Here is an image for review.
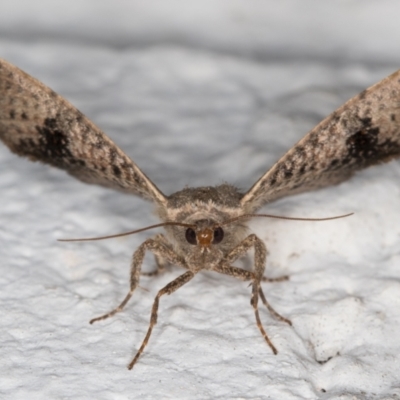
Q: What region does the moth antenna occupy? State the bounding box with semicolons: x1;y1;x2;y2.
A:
58;222;195;242
220;212;354;226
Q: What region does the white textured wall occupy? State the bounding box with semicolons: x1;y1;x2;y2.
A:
1;1;400;399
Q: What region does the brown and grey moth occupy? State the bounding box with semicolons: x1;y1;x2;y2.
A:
1;58;400;369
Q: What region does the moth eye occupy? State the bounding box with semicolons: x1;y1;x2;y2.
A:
212;227;224;244
185;228;197;245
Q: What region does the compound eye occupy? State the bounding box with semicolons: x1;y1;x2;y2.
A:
185;228;197;245
212;227;224;244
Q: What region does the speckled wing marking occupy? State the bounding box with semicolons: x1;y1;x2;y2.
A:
241;70;400;211
0;59;167;205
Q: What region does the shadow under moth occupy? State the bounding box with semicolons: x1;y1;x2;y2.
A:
1;58;400;369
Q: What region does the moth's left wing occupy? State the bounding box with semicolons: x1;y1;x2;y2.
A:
241;70;400;211
0;59;167;205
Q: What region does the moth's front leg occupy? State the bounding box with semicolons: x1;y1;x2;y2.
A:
222;233;288;283
215;234;291;354
141;234;171;277
90;236;185;324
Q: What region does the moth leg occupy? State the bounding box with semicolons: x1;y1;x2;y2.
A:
213;264;278;354
214;264;290;325
141;234;170;277
90;237;185;324
214;263;254;281
223;233;279;286
215;265;292;326
216;234;290;354
128;270;194;370
259;286;291;325
223;234;288;283
262;275;289;283
252;235;279;355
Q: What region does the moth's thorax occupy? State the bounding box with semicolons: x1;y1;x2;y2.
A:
158;184;244;223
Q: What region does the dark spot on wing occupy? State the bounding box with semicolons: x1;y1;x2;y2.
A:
284;168;293;179
109;148;117;164
15;138;36;155
9;110;15;119
76;111;84;123
269;169;280;187
330;111;341;124
113;165;121;176
34;117;73;161
346;117;380;162
358;89;367;100
345;116;400;166
330;158;339;168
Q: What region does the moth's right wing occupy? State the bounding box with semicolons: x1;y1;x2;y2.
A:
0;59;167;205
241;69;400;212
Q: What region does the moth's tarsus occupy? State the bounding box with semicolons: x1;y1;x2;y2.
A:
1;58;400;369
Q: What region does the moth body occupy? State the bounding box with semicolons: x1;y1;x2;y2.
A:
2;58;400;369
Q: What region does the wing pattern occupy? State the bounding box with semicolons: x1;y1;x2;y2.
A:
242;70;400;211
0;59;166;205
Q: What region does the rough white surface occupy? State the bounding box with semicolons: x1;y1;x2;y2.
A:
1;2;400;399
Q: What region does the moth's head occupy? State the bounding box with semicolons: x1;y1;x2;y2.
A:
159;185;248;269
164;216;248;270
184;220;225;249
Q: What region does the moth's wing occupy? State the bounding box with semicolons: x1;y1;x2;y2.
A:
241;70;400;211
0;59;167;205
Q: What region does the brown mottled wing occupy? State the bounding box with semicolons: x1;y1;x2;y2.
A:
0;58;167;205
241;70;400;211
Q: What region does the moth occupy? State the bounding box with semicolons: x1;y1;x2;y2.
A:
1;59;400;370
